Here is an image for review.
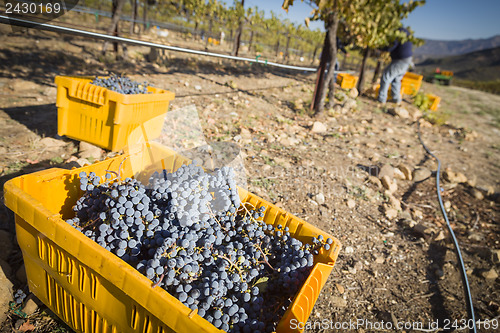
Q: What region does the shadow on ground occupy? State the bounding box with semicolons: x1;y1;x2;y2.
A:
2;104;58;138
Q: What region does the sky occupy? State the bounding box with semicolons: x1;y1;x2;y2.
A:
244;0;500;41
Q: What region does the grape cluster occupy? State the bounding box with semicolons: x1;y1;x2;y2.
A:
68;162;332;332
91;74;149;94
14;289;27;304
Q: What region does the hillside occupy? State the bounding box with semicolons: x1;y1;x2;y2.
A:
414;35;500;60
416;46;500;81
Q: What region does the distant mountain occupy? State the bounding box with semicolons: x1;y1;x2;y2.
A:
415;46;500;81
414;35;500;60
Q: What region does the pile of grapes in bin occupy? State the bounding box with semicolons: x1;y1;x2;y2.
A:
67;161;333;332
91;74;149;94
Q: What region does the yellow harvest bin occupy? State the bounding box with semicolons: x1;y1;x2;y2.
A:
336;73;358;89
4;142;341;333
427;94;441;111
55;76;175;151
374;84;403;99
401;72;423;96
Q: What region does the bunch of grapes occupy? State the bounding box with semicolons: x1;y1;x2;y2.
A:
68;162;332;332
91;74;149;94
14;289;27;305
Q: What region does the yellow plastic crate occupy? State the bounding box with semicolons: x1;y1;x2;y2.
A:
336;73;358;89
374;84;403;99
4;142;341;333
401;72;423;96
427;94;441;111
55;76;175;151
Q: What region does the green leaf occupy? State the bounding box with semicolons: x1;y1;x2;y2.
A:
253;276;269;293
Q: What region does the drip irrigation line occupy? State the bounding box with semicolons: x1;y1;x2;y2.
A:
0;15;321;72
416;119;477;333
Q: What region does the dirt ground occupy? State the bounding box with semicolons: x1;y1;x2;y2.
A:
0;25;499;333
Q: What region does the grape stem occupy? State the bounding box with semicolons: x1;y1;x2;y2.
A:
205;203;226;231
152;273;165;288
117;157;128;180
104;170;119;180
219;255;244;275
254;243;276;271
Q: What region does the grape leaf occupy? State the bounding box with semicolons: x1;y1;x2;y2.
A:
254;276;269;293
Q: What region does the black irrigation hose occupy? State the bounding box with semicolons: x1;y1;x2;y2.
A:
416;119;477;333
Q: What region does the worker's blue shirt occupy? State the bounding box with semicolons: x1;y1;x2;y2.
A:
386;28;413;60
388;40;413;60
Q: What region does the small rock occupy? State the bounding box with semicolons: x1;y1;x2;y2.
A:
375;256;385;264
389;106;410;118
444;200;452;211
434;230;447;241
409;107;423;121
335;91;348;102
464;130;479;141
280;137;300;146
383;204;398;219
380;175;391;190
393;168;406;180
388;195;401;211
343;98;357;111
184;81;190;87
194;85;202;91
482;269;498;280
315;193;326;205
365;142;377;149
75;158;91;167
311;121;327;134
0;231;12;261
385;127;394;134
16;264;27;284
491;249;500;265
344;246;354;254
348;88;359;99
443;167;467;183
265;133;275;143
399;210;412;220
467;175;477;187
335;283;345;294
471;188;484;200
381;176;397;193
331;296;347;307
0;262;13;324
468;232;484;242
412;223;433;238
397;164;412;180
347;199;356;209
78;142;102;160
293;98;304;109
354;261;363;271
369;152;380;162
401;218;417;228
39;137;66;149
368;176;382;189
328;104;342;117
413;168;432;182
22;296;39;316
412;209;423;220
378;164;394;179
